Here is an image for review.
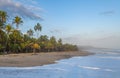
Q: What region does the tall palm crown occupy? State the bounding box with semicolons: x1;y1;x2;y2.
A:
34;23;42;32
27;29;34;37
13;16;23;29
0;11;7;23
0;11;8;28
5;24;12;34
34;23;42;38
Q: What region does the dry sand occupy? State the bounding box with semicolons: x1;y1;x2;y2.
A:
0;51;93;67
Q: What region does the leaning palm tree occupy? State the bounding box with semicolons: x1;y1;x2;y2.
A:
34;23;42;38
13;16;23;29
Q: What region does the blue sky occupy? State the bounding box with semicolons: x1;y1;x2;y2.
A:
0;0;120;49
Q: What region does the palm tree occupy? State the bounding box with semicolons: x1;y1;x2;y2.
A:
0;29;6;53
5;24;12;53
38;35;49;51
0;11;8;44
34;23;42;38
0;10;8;28
12;16;23;53
57;38;63;51
27;29;34;37
5;24;12;34
0;10;8;53
13;16;23;29
9;29;22;53
46;41;53;52
49;36;57;51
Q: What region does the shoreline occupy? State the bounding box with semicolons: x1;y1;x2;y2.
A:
0;51;93;67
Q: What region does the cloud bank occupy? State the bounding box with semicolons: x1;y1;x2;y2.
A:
0;0;41;19
63;34;120;49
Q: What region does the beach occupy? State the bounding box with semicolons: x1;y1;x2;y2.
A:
0;48;120;78
0;51;92;67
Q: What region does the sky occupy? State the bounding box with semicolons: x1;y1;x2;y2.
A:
0;0;120;49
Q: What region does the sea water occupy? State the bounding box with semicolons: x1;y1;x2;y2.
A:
0;48;120;78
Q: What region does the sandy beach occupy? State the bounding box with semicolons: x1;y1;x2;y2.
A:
0;51;92;67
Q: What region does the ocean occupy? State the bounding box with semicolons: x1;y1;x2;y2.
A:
0;48;120;78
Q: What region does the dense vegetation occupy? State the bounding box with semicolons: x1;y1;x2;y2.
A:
0;10;78;54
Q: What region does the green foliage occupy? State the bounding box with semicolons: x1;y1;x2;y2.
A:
13;16;23;29
0;10;78;54
0;10;7;28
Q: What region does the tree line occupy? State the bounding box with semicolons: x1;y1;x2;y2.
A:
0;10;78;54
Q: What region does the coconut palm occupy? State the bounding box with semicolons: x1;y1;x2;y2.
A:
5;24;12;34
5;24;12;53
27;29;34;37
0;10;8;28
49;36;57;51
34;23;42;38
13;16;23;29
0;29;6;53
46;41;53;52
38;35;49;51
9;29;22;53
57;38;63;51
0;10;8;50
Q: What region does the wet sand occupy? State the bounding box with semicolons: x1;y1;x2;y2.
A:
0;51;93;67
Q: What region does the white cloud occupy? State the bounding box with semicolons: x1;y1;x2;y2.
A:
0;0;42;19
17;0;38;5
